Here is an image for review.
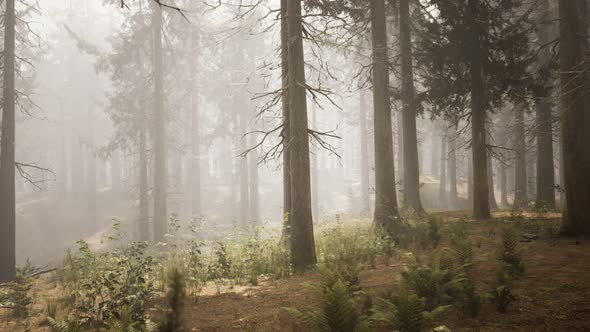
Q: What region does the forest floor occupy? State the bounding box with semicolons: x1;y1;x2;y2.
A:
2;211;590;332
183;211;590;332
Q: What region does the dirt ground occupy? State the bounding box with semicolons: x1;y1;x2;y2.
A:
2;213;590;332
183;215;590;332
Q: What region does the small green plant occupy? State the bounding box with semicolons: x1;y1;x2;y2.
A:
372;291;448;332
499;227;525;276
158;267;186;332
48;315;87;332
46;298;58;320
489;285;516;313
284;268;369;332
0;268;34;319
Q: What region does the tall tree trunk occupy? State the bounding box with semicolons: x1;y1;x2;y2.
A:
280;0;291;241
371;0;399;233
111;149;121;193
248;124;260;223
500;164;508;207
534;0;556;210
439;133;447;207
139;121;150;242
87;111;97;227
467;0;490;220
239;107;250;228
359;90;371;216
311;106;319;219
287;0;317;270
447;132;458;208
559;0;590;234
152;4;168;242
487;151;498;210
399;0;424;213
0;0;16;283
514;104;528;208
190;92;201;217
467;152;473;206
431;132;439;176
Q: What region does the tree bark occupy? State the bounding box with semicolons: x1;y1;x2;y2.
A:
500;164;508;207
239;107;250;228
514;104;528;209
287;0;317;270
533;0;556;210
152;3;168;242
139;120;150;242
467;151;473;205
467;0;490;220
0;0;16;283
371;0;399;233
558;0;590;234
439;132;447;207
359;90;371;216
280;0;291;241
447;131;458;208
487;150;498;210
311;105;319;219
399;0;424;213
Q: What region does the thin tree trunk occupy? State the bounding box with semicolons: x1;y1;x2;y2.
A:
280;0;291;241
467;151;473;206
439;133;447;207
559;0;590;234
311;106;319;219
287;0;317;270
487;151;498;210
111;149;121;193
399;0;424;213
152;3;168;242
0;0;16;283
468;0;490;220
239;107;250;228
139;121;149;242
87;111;97;227
514;104;528;208
371;0;399;234
248;123;260;223
190;92;201;217
500;164;508;207
448;131;458;208
360;90;371;216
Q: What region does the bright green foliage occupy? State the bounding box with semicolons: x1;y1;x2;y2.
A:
372;292;448;332
158;267;185;332
48;315;86;332
284;268;369;332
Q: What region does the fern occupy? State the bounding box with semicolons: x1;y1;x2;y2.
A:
499;228;525;276
372;292;449;332
489;285;516;313
48;316;85;332
284;269;369;332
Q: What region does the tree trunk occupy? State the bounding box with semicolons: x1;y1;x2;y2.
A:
447;132;458;208
533;0;556;210
152;3;168;242
514;104;528;208
87;111;97;227
399;0;424;213
239;107;250;228
467;0;490;220
111;149;121;193
0;0;16;283
359;90;371;216
248;123;260;223
467;151;473;205
287;0;317;270
559;0;590;234
500;164;509;207
311;106;319;219
439;133;447;207
139;121;150;242
280;0;291;241
371;0;399;234
190;92;201;217
487;151;498;210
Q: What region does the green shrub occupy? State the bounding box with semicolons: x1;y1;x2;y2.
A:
372;291;448;332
